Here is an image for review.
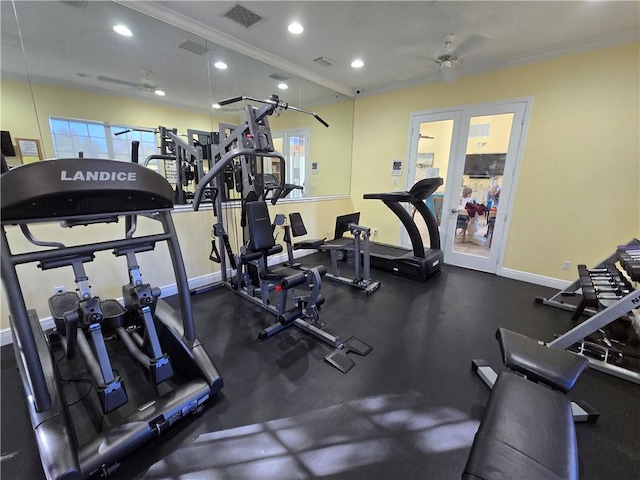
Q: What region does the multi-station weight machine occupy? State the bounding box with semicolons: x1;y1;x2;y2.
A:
117;125;209;205
134;126;212;205
191;95;372;373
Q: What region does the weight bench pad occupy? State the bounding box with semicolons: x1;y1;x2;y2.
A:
294;239;325;250
497;328;588;393
463;372;578;480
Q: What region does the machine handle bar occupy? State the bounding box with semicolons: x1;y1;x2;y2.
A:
215;95;329;128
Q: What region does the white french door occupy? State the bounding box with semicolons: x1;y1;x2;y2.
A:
405;98;531;273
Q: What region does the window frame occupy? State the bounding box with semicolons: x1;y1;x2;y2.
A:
48;116;158;162
272;127;310;199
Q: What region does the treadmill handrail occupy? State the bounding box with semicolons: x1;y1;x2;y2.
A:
364;177;443;257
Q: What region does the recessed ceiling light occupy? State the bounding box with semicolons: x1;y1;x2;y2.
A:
154;89;165;96
351;59;364;69
212;103;221;109
288;22;303;34
214;61;227;70
277;83;288;90
113;24;132;37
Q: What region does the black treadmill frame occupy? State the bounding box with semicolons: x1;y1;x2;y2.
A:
363;177;443;281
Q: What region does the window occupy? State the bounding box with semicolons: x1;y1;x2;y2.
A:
272;128;310;199
49;117;157;162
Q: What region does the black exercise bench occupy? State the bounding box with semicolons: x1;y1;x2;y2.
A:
464;328;592;479
463;371;579;480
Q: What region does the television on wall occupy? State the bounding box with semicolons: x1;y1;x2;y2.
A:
463;153;506;178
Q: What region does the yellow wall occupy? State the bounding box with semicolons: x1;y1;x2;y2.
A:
0;79;41;161
269;99;354;197
352;42;640;279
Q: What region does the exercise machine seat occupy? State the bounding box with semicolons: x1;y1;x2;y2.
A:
463;372;578;480
496;328;588;393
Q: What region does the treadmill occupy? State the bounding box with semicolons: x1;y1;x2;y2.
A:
363;177;443;281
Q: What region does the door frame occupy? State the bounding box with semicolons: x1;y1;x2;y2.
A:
405;97;533;274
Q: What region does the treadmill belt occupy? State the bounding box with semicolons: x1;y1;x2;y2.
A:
369;243;412;257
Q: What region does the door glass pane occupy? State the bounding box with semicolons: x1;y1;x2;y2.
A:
287;133;306;199
270;136;283;176
452;113;514;257
412;120;453;248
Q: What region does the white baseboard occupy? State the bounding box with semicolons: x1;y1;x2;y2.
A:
0;249;315;347
499;267;571;290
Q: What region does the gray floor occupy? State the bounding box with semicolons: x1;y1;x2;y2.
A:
2;256;639;479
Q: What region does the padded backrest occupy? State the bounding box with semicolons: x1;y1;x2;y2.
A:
289;212;308;237
334;212;360;239
246;201;275;251
496;328;589;393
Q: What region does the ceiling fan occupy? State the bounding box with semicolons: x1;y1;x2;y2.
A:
429;33;489;82
97;70;163;94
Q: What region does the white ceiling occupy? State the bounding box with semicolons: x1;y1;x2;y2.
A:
2;1;638;114
146;0;640;94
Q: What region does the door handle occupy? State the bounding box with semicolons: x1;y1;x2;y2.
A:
450;208;458;214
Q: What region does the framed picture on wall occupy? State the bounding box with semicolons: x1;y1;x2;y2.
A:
417;153;434;168
16;138;44;164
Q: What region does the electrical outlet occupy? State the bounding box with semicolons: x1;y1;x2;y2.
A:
53;285;67;295
372;228;378;237
562;260;571;271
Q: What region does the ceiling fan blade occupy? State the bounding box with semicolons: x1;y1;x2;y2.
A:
137;78;159;90
425;57;442;66
436;44;456;58
97;75;139;88
453;34;491;59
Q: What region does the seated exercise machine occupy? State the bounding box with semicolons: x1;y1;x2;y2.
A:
191;95;372;373
1;158;223;479
535;238;640;384
363;177;443;281
465;328;592;480
285;212;382;297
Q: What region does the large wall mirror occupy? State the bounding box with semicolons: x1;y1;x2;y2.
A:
0;0;354;204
